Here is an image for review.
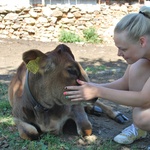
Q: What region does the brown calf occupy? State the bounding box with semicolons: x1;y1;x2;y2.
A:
8;44;97;140
8;44;127;140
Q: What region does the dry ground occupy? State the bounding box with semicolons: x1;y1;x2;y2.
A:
0;38;149;149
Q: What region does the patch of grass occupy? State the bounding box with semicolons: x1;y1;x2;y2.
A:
83;27;102;44
0;82;8;101
22;134;73;150
59;30;82;43
85;65;107;73
97;140;120;150
59;28;103;44
0;83;12;127
0;82;138;150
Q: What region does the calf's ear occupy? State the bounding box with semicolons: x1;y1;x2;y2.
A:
23;49;47;74
56;44;75;60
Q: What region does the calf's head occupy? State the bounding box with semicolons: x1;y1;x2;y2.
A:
23;44;90;108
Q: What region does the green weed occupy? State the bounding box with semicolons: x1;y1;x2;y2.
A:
0;82;138;150
0;83;8;101
83;27;102;44
85;65;107;73
59;30;82;43
59;28;103;44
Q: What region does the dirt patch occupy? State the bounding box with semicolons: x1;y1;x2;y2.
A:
0;38;149;149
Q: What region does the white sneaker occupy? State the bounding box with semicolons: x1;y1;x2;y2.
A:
114;124;147;144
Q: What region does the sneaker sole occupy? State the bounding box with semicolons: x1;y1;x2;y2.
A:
113;133;147;145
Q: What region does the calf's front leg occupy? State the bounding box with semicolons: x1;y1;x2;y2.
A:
71;105;92;136
14;118;40;140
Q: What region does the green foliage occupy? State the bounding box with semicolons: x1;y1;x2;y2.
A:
0;82;8;101
85;65;107;73
25;134;73;150
83;27;102;44
59;30;82;43
59;27;103;44
97;140;120;150
0;82;138;150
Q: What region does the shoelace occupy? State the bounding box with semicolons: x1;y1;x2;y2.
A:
121;124;137;136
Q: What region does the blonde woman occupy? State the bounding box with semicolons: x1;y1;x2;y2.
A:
64;6;150;144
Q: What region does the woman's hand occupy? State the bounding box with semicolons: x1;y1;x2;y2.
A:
64;79;98;101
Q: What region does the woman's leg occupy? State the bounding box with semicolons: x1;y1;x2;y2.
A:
113;107;148;144
133;107;150;131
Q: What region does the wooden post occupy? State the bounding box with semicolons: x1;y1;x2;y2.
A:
42;0;45;6
97;0;101;4
106;0;110;5
139;0;144;4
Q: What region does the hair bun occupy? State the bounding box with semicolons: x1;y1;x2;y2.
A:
139;6;150;19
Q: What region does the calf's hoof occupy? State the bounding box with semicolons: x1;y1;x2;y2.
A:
79;123;92;136
83;128;92;136
16;120;40;140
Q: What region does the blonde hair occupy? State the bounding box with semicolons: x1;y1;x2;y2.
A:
114;6;150;42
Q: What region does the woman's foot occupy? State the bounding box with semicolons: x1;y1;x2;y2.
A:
114;124;147;144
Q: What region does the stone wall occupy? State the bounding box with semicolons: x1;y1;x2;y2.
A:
0;4;140;44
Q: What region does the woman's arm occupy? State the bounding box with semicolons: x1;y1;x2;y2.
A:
64;64;150;108
65;79;150;108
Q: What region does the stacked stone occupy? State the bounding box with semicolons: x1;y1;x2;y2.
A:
0;4;139;43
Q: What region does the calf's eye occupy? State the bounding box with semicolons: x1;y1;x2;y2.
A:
67;68;78;76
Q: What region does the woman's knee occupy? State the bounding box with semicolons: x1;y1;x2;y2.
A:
133;107;150;131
